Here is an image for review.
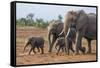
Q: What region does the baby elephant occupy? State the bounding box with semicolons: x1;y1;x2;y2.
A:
23;37;44;55
55;37;66;55
55;25;76;55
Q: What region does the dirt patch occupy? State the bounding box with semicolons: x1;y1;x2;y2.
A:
16;26;97;65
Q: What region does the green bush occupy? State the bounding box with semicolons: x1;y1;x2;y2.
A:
16;19;49;28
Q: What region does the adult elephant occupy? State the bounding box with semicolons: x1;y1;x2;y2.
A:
48;20;64;52
63;10;97;54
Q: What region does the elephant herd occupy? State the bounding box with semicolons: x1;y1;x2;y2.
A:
23;10;97;55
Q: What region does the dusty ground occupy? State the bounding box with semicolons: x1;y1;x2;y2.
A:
16;26;97;65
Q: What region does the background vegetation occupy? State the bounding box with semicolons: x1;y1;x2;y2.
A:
16;13;63;28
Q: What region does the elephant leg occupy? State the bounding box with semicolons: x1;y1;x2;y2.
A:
67;49;69;55
71;47;75;53
32;47;36;54
76;33;80;54
23;41;30;53
70;42;75;53
67;43;70;55
63;46;67;54
87;39;91;53
29;48;33;55
56;46;61;55
65;39;69;55
61;47;64;52
49;35;57;52
76;32;85;54
37;47;40;52
64;46;67;55
23;44;27;53
55;45;58;50
48;32;52;52
40;46;44;54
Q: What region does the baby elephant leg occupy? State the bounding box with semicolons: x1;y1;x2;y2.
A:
56;46;62;55
32;46;36;54
37;47;40;52
40;46;44;54
55;45;58;50
70;42;75;53
29;48;33;55
61;47;64;52
66;40;69;55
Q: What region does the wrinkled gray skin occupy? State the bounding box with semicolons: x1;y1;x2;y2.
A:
48;20;64;52
55;37;66;55
55;37;74;55
23;37;44;55
64;10;96;54
55;26;76;55
66;26;76;55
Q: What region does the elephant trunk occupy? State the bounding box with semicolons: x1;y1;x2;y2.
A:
48;30;52;52
23;40;30;53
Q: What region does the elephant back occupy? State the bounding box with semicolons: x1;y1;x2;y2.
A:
84;13;96;40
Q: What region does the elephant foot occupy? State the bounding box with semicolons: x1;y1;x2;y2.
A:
76;52;79;55
67;53;69;55
87;51;91;54
75;50;79;55
79;47;86;54
41;51;44;54
41;52;44;54
82;47;86;54
67;52;70;55
48;50;52;53
65;51;67;55
48;51;52;53
65;51;69;55
33;51;36;54
56;53;59;55
71;49;75;53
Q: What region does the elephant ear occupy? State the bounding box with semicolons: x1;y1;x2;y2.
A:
76;10;88;31
47;21;56;32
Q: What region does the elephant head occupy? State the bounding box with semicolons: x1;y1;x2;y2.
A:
64;10;88;34
63;10;77;36
64;10;90;54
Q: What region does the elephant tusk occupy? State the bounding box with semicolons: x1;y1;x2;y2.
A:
59;30;63;36
65;28;70;38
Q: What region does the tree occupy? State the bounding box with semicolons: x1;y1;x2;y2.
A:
35;18;43;27
16;18;27;26
26;13;34;20
20;18;26;22
58;14;63;21
36;18;43;23
26;13;34;26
